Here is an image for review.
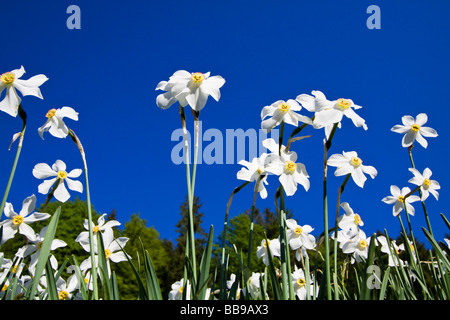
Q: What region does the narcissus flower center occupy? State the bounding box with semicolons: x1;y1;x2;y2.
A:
398;195;405;202
296;278;306;287
354;214;362;225
337;98;352;110
12;215;24;226
58;171;67;179
178;286;184;293
257;167;263;175
294;227;303;235
411;124;421;132
285;161;297;174
46;109;56;118
0;72;15;84
191;72;205;84
263;240;270;248
93;225;99;233
350;157;363;167
278;103;290;112
105;249;112;259
423;178;431;187
58;290;69;300
359;240;368;249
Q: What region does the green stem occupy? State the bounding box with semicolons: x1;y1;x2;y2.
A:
322;122;339;300
68;129;98;300
407;146;433;236
0;105;27;223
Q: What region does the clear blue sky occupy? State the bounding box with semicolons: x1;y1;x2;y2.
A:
1;0;449;246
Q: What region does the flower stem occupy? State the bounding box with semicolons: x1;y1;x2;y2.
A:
0;105;27;226
68;129;98;300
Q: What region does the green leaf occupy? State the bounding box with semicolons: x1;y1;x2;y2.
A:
196;225;214;300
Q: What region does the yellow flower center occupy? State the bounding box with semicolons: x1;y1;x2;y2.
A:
285;161;297;174
105;249;111;259
411;124;421;132
337;98;352;110
57;171;67;179
359;239;368;249
58;290;69;300
278;102;291;112
263;240;270;248
354;214;362;225
12;215;23;226
294;227;303;235
0;72;15;84
46;109;57;118
296;278;306;288
1;284;7;292
93;225;99;233
257;167;263;175
398;195;405;202
423;178;431;187
84;277;89;284
350;156;363;167
191;72;205;84
179;286;184;293
11;265;18;274
410;244;415;251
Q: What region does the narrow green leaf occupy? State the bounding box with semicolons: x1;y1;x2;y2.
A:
45;257;58;300
196;225;214;300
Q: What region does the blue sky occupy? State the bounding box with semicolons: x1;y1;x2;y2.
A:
1;0;449;246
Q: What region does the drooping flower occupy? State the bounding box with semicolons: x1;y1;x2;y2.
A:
0;195;50;244
156;70;225;111
381;185;421;217
391;113;438;148
338;202;364;231
265;149;310;196
261;99;312;132
327;151;377;188
32;160;83;203
256;238;281;266
296;90;368;133
38;106;79;139
236;154;269;199
408;167;440;201
286;219;316;251
246;272;263;300
0;66;48;117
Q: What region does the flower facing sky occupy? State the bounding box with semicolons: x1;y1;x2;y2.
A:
260;99;312;132
408;167;440;201
76;213;121;252
382;185;421;217
32;160;83;203
327;151;377;188
341;229;373;264
38;106;79;139
391;113;438;148
286;219;316;251
0;66;48;117
296;90;368;133
156;70;225;112
0;195;50;245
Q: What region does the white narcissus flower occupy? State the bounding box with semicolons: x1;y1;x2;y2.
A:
256;238;281;266
24;226;67;276
0;66;48;117
408;167;440;201
261;99;312;132
341;229;373;264
291;267;313;300
156;70;225;112
38;106;79;139
327;151;377;188
0;195;50;245
32;160;83;203
236;154;269;199
296;90;367;133
169;279;191;300
377;235;404;267
76;213;121;251
381;185;421;217
286;219;316;251
265;150;310;197
338;202;364;232
56;276;79;300
391;113;438;148
247;272;263;300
